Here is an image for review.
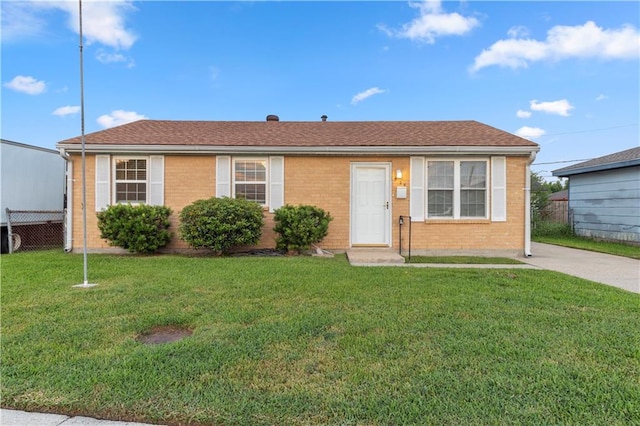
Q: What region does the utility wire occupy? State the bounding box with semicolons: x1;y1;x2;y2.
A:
533;159;593;165
543;123;638;137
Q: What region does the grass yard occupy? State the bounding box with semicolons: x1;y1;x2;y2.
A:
534;235;640;259
2;251;639;425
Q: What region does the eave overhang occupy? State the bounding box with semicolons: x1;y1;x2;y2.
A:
553;159;640;177
57;144;540;156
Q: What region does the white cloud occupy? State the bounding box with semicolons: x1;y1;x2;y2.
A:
96;50;126;63
530;99;574;117
52;105;81;117
4;75;46;95
0;1;47;41
507;25;530;39
96;50;135;68
516;110;532;118
53;0;137;50
380;0;479;44
2;1;136;50
210;66;220;81
351;87;387;105
596;94;608;101
515;126;546;139
471;21;640;72
97;110;146;128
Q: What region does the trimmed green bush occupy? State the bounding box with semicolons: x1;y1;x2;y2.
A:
274;204;332;253
179;197;264;254
97;204;172;254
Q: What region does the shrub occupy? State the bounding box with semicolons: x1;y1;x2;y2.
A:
274;204;332;253
532;220;574;238
179;197;264;254
97;204;172;254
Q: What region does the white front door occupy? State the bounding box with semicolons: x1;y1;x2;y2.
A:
351;163;391;246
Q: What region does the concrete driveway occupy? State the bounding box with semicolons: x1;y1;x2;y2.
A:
524;242;640;294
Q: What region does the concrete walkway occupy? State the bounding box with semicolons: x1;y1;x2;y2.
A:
0;409;164;426
347;243;639;294
524;242;639;293
346;248;405;265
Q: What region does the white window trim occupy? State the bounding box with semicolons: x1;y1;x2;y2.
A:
232;157;269;206
112;156;149;205
426;158;489;220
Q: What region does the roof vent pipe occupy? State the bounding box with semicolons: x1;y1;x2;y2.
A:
266;114;279;122
321;115;328;122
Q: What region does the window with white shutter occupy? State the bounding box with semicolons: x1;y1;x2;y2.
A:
96;155;165;209
95;155;111;211
410;157;425;221
491;156;507;222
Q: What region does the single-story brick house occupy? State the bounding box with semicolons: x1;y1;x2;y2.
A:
57;117;539;255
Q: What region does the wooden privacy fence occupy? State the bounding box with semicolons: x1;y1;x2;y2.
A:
544;200;569;224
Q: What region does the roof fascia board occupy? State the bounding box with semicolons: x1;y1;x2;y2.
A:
57;144;539;156
553;159;640;177
3;139;60;155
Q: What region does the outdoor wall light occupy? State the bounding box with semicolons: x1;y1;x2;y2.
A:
395;169;403;180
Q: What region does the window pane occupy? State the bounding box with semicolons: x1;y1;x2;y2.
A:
114;158;147;204
428;190;453;217
116;160;146;179
461;161;486;189
428;161;454;189
115;183;146;203
236;183;266;204
461;189;485;217
235;160;266;182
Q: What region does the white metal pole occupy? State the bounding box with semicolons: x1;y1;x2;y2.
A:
74;0;97;288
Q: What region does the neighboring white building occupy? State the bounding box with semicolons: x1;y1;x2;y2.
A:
1;140;66;252
553;146;640;245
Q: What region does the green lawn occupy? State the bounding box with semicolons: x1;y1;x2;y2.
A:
534;235;640;259
2;251;639;425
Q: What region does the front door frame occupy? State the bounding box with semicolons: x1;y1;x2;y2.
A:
350;162;392;247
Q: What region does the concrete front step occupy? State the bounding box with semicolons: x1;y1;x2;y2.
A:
346;249;405;265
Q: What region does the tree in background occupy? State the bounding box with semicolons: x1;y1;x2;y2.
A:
531;173;571;236
531;173;569;219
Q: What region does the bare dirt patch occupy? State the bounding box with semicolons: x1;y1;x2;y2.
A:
136;325;193;345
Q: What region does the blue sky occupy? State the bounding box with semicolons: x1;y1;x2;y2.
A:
2;0;639;179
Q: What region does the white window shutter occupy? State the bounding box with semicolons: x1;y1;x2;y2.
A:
269;156;284;213
216;156;231;197
148;155;164;206
491;156;507;222
95;155;110;211
410;157;425;221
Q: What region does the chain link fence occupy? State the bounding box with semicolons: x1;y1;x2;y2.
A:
3;209;65;253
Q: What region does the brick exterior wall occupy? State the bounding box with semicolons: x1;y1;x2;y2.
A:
70;154;528;254
407;156;528;254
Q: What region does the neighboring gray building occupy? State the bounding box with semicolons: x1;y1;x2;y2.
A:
553;146;640;245
1;140;66;252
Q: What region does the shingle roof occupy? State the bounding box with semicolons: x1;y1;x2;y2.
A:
548;189;568;201
553;146;640;177
58;119;538;148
